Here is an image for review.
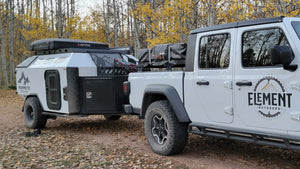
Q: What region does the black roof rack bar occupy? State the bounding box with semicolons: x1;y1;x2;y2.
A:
34;48;131;55
190;16;285;34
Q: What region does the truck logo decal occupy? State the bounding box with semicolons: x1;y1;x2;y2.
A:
18;72;30;85
248;77;292;118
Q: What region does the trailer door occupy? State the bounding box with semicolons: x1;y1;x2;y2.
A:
45;70;61;110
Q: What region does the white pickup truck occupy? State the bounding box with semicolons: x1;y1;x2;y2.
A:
124;17;300;155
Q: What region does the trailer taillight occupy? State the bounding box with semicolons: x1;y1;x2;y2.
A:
123;81;130;95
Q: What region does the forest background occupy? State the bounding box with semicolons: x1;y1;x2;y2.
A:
0;0;300;89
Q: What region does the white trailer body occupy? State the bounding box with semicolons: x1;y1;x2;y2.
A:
17;53;97;114
16;39;136;128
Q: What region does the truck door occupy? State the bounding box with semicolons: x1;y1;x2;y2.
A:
234;25;300;131
185;29;235;124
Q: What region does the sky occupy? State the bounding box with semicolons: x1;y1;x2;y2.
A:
76;0;100;17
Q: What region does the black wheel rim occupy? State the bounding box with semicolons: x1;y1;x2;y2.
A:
26;106;34;121
151;114;168;145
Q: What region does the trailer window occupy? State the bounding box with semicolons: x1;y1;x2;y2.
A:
45;70;61;110
198;33;230;68
292;21;300;40
242;28;290;67
90;53;128;68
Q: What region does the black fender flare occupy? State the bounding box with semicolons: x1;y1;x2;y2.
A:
141;84;191;123
22;95;41;112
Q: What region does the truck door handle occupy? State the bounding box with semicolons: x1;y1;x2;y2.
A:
236;81;252;86
196;80;209;86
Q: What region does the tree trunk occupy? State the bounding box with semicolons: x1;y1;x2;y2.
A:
208;0;215;26
0;15;9;89
9;0;15;86
104;0;110;45
129;0;141;55
67;0;75;38
42;0;47;23
57;0;63;38
50;0;54;32
113;0;118;47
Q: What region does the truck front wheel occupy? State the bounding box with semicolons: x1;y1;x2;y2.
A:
145;100;188;156
23;97;47;129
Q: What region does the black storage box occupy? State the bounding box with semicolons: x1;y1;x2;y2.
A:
80;75;129;114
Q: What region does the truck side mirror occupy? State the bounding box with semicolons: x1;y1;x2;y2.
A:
271;46;297;71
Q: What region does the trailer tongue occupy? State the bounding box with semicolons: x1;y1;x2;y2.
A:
16;39;137;129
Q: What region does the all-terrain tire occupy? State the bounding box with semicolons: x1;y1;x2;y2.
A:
23;97;47;129
104;115;122;121
145;100;188;156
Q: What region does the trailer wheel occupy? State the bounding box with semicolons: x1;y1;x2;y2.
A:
23;97;47;129
145;100;188;156
104;115;122;121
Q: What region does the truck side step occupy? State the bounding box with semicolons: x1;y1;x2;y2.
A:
42;112;88;118
188;123;300;150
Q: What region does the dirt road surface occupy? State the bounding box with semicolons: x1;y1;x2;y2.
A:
1;90;300;168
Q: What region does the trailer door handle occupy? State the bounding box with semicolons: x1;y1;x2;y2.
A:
196;80;209;86
236;81;252;86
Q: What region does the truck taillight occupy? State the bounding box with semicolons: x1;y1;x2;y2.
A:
123;81;130;95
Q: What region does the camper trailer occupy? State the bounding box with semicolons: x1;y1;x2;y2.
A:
16;39;137;128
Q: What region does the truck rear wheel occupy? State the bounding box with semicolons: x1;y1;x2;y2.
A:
104;115;122;121
145;100;188;156
24;97;47;129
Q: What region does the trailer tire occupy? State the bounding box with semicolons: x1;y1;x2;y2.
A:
104;115;122;121
24;97;47;129
145;100;188;156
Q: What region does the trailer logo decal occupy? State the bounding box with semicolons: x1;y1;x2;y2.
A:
248;77;292;118
18;72;30;85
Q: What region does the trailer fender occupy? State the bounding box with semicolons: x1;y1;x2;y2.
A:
22;95;42;112
141;85;190;123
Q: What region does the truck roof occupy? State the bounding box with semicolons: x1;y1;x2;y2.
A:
190;16;285;34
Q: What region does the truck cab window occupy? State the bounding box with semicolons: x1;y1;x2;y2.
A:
242;28;290;67
292;21;300;39
199;33;230;68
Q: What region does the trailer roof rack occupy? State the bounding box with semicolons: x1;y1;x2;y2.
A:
33;48;132;55
30;38;109;52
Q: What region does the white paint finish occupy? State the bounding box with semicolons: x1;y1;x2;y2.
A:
30;53;71;68
16;52;98;114
234;21;300;132
67;53;97;77
128;17;300;138
291;112;300;121
129;71;184;109
290;81;300;91
16;67;69;114
184;28;236;124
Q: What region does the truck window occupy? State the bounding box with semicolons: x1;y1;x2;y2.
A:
242;28;290;67
292;21;300;39
199;33;230;68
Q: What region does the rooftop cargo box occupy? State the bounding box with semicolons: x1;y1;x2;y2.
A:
30;38;109;52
